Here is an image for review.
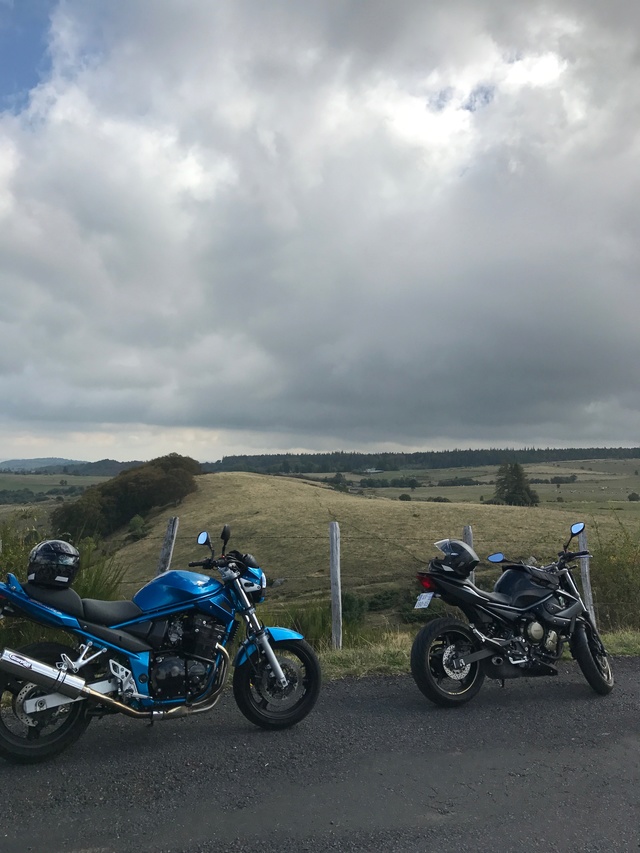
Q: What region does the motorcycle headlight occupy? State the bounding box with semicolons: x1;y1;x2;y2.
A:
241;568;266;603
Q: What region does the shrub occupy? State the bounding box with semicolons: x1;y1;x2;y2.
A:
51;453;199;538
589;519;640;630
398;493;411;501
628;492;640;502
367;589;401;612
128;514;149;540
0;521;125;647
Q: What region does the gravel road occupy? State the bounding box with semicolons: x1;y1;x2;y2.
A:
2;657;639;853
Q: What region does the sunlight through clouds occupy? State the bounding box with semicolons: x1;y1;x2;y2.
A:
0;1;639;462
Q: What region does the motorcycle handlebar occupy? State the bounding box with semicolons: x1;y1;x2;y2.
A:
187;557;239;575
559;550;591;561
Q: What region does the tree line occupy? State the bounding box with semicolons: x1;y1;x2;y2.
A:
201;446;640;475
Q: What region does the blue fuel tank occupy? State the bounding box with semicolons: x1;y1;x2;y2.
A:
133;570;224;611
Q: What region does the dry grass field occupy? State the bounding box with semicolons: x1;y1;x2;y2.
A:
114;471;633;604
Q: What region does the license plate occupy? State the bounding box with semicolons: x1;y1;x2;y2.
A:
414;592;434;609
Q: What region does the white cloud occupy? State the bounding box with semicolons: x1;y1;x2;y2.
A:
1;0;640;462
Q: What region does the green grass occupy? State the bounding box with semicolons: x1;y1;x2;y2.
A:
3;462;639;681
317;628;640;680
308;459;640;510
0;472;110;493
111;471;639;613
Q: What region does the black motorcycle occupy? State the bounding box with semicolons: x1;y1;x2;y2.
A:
410;522;613;706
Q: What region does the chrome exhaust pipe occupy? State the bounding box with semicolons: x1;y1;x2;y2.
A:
0;648;86;699
0;644;230;721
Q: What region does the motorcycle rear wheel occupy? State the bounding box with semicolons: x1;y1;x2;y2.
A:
410;617;485;707
0;641;91;764
233;639;321;729
570;623;614;695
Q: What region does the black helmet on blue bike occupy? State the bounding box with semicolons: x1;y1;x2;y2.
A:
27;539;80;589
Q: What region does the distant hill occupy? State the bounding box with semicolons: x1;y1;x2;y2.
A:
0;458;143;476
56;459;145;476
0;457;86;471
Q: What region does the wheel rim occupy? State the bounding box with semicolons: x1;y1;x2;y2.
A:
249;651;312;715
594;651;613;684
0;680;81;746
428;629;479;696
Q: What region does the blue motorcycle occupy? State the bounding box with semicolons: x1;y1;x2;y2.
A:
0;525;321;764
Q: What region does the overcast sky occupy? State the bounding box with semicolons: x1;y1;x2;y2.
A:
1;1;639;464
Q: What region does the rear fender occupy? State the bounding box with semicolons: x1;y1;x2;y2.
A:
0;575;82;631
234;626;304;667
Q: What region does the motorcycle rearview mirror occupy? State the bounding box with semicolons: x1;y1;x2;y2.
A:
487;552;505;564
197;531;212;551
220;524;231;555
564;521;585;550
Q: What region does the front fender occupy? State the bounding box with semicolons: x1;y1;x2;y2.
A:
234;626;304;667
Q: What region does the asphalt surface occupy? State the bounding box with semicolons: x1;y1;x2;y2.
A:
2;658;640;853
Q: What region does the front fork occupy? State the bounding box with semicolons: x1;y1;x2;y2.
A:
234;577;289;687
562;570;607;654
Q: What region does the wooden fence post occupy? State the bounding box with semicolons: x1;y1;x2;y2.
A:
578;528;596;623
157;517;179;574
329;521;342;650
463;525;474;584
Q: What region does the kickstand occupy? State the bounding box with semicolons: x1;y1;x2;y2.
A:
500;679;505;688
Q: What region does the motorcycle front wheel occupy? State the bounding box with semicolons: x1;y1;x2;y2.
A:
410;617;485;707
233;638;321;729
0;641;91;764
570;622;614;695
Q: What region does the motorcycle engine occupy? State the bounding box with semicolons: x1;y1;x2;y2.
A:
150;655;209;699
523;619;560;654
150;613;227;700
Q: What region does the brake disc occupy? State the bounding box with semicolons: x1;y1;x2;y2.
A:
13;683;41;727
258;657;303;706
441;645;471;681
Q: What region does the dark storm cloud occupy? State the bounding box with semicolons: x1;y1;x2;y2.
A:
1;0;639;460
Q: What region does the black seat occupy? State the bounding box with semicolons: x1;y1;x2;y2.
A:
24;583;85;619
466;582;513;606
82;598;143;626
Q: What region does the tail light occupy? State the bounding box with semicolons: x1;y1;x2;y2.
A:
417;573;437;592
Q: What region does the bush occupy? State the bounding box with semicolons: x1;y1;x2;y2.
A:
628;492;640;502
590;520;640;630
398;493;411;501
128;514;149;540
0;521;125;648
341;592;367;625
51;453;199;539
367;589;401;612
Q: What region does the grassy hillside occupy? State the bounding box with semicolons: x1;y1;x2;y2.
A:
115;472;625;604
307;458;640;511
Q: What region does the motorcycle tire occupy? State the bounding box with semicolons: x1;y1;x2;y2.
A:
410;617;485;707
0;641;92;764
233;638;321;729
570;622;614;695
